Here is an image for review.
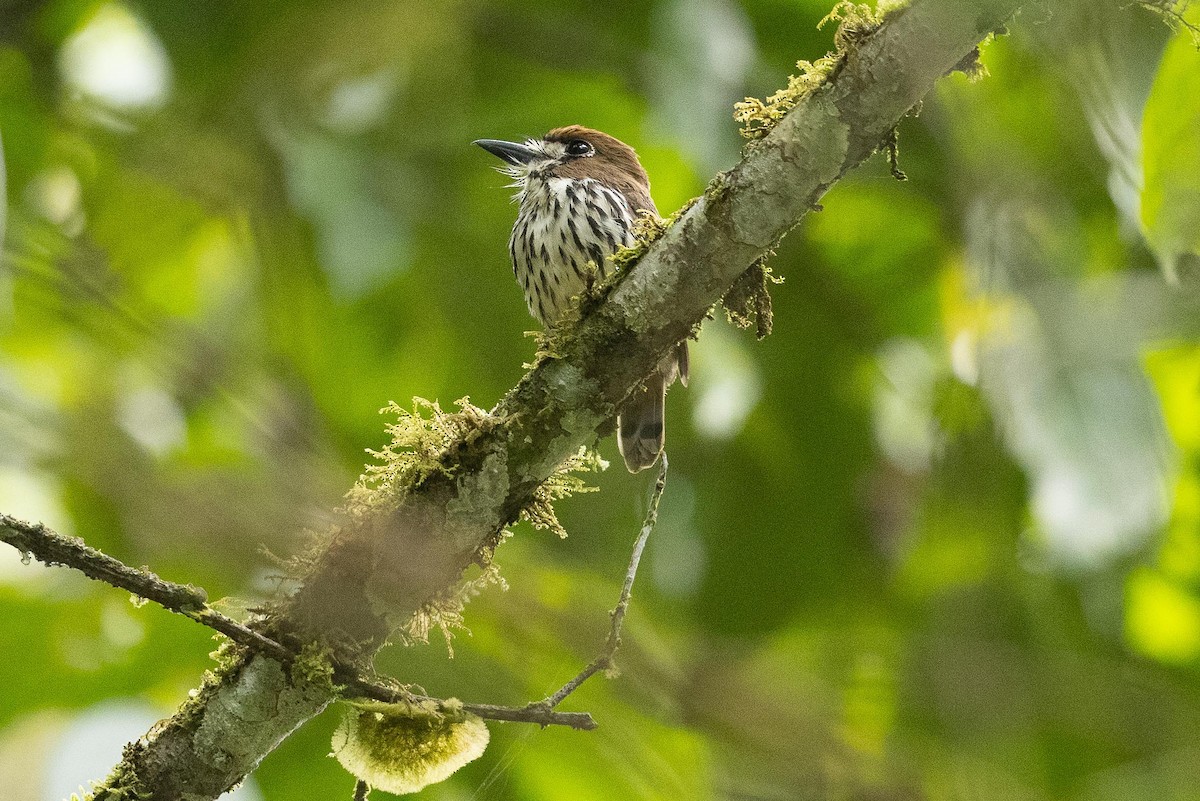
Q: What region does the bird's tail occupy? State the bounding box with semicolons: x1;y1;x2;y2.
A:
618;371;666;473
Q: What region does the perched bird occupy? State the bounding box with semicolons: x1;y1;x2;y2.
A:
474;125;687;473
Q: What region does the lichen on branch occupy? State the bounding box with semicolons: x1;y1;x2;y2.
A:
352;398;606;545
297;397;607;652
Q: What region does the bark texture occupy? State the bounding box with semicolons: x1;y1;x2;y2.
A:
91;1;1022;796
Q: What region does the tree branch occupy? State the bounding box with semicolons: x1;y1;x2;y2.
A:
0;512;209;613
40;1;1024;796
0;513;595;731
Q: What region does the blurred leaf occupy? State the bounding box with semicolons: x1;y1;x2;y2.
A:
965;200;1173;566
1141;6;1200;278
1028;1;1167;230
1145;345;1200;583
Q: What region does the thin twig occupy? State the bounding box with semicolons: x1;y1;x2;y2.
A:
0;512;595;730
534;453;668;711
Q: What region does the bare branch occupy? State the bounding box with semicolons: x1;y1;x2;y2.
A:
536;454;668;711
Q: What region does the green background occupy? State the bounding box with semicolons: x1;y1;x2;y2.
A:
2;1;1200;798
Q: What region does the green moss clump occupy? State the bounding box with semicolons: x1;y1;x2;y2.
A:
734;2;891;140
345;397;496;518
83;745;152;800
332;701;490;795
609;209;676;274
733;58;838;140
207;637;246;672
604;199;700;283
401;563;507;652
284;396;496;584
703;171;732;204
823;0;888;49
291;641;338;689
401;445;605;650
287;381;607;652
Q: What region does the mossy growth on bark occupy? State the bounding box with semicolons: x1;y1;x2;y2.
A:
346;398;499;517
609;209;678;274
81;746;152;800
722;257;784;340
354;399;605;545
298;397;606;652
517;446;607;538
401;443;605;650
399;563;507;650
734;1;904;139
291;640;339;688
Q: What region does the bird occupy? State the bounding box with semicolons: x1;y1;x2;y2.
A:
474;125;687;473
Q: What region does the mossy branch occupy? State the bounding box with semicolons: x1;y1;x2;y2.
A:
39;0;1025;797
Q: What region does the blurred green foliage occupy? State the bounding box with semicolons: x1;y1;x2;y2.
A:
2;1;1200;799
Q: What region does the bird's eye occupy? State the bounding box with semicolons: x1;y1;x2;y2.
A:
565;140;594;156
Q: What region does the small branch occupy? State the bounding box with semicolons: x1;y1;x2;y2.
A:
536;454;668;711
457;701;594;729
0;512;208;612
193;609;296;663
0;512;295;666
338;672;597;730
354;779;370;801
0;511;594;730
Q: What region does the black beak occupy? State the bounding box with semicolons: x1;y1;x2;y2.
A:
473;138;539;166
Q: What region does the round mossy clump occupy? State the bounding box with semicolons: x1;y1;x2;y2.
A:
332;703;490;795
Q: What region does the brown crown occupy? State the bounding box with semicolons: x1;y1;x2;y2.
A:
544;126;656;214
